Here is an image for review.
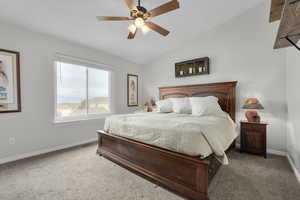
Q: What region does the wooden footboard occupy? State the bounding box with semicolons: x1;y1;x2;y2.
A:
97;130;210;200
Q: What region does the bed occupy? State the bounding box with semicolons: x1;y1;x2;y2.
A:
97;81;237;200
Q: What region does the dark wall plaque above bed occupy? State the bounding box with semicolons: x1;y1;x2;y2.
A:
175;57;209;78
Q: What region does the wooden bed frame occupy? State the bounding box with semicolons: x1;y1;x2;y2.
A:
97;81;237;200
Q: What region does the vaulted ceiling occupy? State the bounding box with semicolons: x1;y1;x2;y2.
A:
0;0;265;64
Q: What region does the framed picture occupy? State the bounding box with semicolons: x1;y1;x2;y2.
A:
0;49;21;113
127;74;138;107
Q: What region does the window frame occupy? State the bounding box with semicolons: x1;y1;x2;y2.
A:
53;54;114;124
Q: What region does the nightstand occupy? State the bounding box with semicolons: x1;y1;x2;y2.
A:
240;121;268;158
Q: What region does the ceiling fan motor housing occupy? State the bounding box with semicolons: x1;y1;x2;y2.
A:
130;6;149;19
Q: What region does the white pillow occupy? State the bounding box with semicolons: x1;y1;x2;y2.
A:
189;96;223;116
156;99;173;113
170;98;191;114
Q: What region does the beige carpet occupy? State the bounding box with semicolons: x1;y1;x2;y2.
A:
0;143;299;200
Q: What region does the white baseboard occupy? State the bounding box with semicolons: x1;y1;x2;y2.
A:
235;144;286;156
267;148;287;156
0;138;97;165
287;154;300;184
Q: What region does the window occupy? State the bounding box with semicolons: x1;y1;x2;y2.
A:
55;61;111;122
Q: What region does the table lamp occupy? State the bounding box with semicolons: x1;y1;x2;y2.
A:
144;99;156;112
242;98;264;123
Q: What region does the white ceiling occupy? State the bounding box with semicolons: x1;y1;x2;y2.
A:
0;0;265;64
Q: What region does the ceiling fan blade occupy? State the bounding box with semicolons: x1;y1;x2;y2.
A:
123;0;137;10
148;0;179;18
97;16;132;21
145;22;170;36
128;29;137;39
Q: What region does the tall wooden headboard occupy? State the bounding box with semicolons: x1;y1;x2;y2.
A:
159;81;237;121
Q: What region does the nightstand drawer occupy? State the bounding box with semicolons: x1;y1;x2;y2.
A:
241;123;266;132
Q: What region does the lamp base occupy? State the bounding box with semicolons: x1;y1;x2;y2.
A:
245;110;261;123
147;106;153;112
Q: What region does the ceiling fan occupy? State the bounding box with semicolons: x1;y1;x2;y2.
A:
97;0;180;39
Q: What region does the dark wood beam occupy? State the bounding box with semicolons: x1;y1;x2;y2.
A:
270;0;285;22
274;0;300;49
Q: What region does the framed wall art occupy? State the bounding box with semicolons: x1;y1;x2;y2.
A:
0;49;21;113
127;74;138;107
175;57;210;78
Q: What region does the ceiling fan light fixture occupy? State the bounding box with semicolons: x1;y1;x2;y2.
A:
128;24;137;33
141;25;150;34
135;17;145;28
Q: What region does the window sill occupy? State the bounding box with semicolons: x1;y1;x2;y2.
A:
53;113;113;125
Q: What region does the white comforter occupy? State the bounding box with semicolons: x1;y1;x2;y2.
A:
104;112;238;164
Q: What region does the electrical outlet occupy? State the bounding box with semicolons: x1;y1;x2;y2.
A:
9;137;16;145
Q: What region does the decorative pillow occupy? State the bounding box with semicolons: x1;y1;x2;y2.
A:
189;96;223;116
170;98;192;114
156;99;173;113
